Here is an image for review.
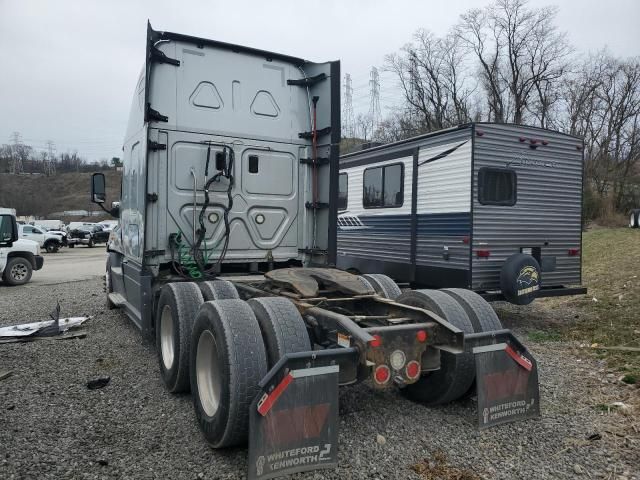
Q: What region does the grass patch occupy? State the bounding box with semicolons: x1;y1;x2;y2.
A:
546;228;640;378
528;330;563;342
621;374;637;385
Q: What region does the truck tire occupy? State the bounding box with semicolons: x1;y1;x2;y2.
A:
396;289;475;406
87;238;94;248
441;288;503;333
500;254;541;305
69;244;75;248
199;280;239;301
247;297;311;368
360;274;402;299
190;300;267;448
630;209;640;228
44;240;59;253
2;257;33;286
156;282;204;393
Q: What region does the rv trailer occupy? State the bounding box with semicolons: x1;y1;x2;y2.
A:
337;123;587;305
92;25;541;480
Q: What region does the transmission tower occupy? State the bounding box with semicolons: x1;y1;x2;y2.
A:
368;67;381;132
342;73;355;138
9;131;24;175
45;140;57;176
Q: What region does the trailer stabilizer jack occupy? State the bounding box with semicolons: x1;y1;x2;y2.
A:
248;349;356;480
468;330;541;429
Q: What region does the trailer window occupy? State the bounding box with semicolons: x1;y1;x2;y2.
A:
478;167;517;206
363;163;404;208
338;173;348;211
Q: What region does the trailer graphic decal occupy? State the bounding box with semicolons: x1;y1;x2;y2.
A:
516;266;539;296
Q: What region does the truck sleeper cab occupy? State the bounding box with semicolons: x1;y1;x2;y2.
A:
92;25;541;480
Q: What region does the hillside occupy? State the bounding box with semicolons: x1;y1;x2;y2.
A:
0;170;121;219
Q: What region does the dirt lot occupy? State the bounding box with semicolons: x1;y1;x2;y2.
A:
0;229;638;480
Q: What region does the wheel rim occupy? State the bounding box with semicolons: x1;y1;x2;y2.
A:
196;329;222;417
160;305;175;370
10;263;28;281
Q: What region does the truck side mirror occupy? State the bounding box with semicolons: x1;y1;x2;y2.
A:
0;214;19;247
91;173;106;204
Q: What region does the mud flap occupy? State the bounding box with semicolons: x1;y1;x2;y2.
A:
248;349;356;480
471;332;540;429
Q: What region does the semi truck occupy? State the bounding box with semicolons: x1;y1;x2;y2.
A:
0;208;44;285
92;23;541;480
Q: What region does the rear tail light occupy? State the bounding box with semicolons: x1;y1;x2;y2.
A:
476;249;491;258
369;334;382;348
390;350;407;370
406;361;421;380
568;248;580;256
374;365;391;384
462;236;470;244
416;330;428;343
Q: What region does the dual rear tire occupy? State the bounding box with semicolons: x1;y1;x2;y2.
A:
397;288;502;406
155;280;311;448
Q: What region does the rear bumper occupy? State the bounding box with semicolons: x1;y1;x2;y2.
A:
480;286;587;302
34;255;44;270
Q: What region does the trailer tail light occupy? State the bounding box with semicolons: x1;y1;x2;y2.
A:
519;137;526;142
568;248;580;256
476;249;491;258
416;330;428;343
476;129;485;136
369;334;382;348
374;365;391;384
462;236;470;244
406;361;421;380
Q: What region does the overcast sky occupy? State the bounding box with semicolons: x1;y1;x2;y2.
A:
0;0;638;161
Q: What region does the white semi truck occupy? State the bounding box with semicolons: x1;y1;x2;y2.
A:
0;208;44;285
90;24;541;480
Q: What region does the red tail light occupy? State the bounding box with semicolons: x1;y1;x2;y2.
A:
416;330;428;343
462;236;470;244
476;129;485;136
406;361;421;380
568;248;580;256
374;365;391;384
476;249;491;258
519;137;526;142
369;334;382;348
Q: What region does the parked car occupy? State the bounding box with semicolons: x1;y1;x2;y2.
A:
19;224;65;253
1;209;44;285
68;225;110;248
98;220;118;232
35;225;69;246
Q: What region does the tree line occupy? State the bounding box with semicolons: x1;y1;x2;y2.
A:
0;143;120;175
351;0;640;218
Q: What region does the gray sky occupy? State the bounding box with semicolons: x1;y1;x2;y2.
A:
0;0;638;161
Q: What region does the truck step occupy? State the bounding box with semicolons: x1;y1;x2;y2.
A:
108;293;127;307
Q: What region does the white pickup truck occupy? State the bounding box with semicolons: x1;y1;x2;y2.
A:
0;209;44;285
20;224;65;253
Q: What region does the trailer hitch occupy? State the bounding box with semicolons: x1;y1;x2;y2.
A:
465;329;541;429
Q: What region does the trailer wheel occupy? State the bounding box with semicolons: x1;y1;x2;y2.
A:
630;209;640;228
156;282;204;393
500;254;541;305
440;288;502;333
361;274;402;299
396;289;475;406
199;280;240;301
190;300;267;448
247;297;311;368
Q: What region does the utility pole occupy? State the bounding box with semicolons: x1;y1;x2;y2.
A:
45;140;56;176
342;73;355;139
368;67;381;133
9;131;24;175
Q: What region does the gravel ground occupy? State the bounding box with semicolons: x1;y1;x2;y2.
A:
1;278;638;480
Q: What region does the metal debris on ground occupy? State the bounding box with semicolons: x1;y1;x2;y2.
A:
0;302;89;343
87;376;110;390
